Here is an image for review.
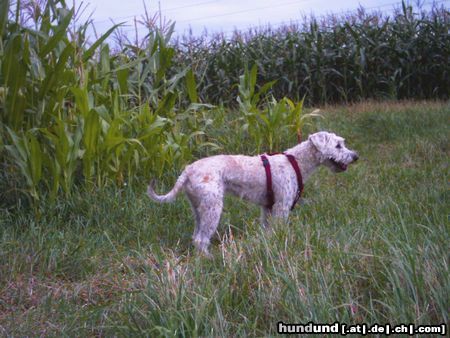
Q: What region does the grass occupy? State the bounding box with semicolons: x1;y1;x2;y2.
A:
0;100;449;336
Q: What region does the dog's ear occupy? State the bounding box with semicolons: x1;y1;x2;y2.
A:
308;132;332;152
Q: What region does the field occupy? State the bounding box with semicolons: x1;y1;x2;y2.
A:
1;100;448;336
1;0;449;335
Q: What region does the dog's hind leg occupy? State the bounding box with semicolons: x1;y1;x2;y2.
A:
186;192;201;237
189;189;224;257
260;206;272;229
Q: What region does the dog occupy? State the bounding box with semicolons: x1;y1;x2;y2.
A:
147;131;359;256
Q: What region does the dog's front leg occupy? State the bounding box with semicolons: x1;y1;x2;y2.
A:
271;203;290;223
260;207;272;229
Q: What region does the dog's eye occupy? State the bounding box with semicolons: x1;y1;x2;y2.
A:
336;144;342;149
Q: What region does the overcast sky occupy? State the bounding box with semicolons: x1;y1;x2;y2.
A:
78;0;444;38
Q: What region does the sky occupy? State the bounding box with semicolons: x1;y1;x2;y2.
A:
78;0;446;39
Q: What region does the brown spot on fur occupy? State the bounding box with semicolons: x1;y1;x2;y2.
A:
202;175;211;183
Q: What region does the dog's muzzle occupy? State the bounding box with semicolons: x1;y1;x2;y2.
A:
329;152;358;172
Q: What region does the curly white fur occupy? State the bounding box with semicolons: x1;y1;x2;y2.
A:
147;131;359;256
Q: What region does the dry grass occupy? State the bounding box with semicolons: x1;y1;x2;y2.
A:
316;99;449;116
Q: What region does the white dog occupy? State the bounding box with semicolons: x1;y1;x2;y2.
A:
147;131;359;256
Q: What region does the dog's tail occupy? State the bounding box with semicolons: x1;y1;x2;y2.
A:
147;170;188;203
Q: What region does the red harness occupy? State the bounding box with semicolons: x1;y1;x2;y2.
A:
260;153;303;211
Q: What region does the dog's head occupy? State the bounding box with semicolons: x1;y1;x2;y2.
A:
308;131;359;173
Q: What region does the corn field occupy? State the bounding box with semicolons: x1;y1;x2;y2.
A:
0;0;218;203
0;0;449;204
174;2;449;105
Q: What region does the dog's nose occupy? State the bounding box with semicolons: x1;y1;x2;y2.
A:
352;152;359;162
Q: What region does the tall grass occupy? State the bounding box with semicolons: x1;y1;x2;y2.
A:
0;101;448;336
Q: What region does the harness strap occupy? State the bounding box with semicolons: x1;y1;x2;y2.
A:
260;154;274;209
260;153;303;211
283;153;304;210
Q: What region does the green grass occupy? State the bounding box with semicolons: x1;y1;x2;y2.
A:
0;101;449;336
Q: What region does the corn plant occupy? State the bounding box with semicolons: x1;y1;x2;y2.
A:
284;97;321;144
238;65;320;152
237;64;275;151
5;128;43;200
0;0;216;203
40;117;83;197
175;1;449;106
